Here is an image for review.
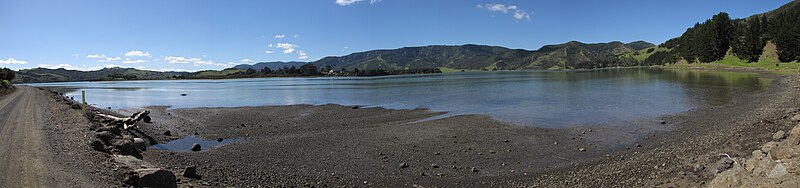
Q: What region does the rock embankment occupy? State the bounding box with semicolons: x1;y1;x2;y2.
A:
710;122;800;187
48;91;179;188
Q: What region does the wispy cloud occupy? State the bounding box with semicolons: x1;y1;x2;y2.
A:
125;50;151;57
298;51;309;60
274;34;286;39
275;43;298;54
122;58;146;64
37;63;122;71
0;58;28;65
86;54;121;62
164;56;232;67
336;0;381;6
86;54;106;59
477;3;531;20
241;59;253;63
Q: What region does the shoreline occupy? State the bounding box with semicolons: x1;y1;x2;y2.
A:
17;71;799;187
84;74;794;187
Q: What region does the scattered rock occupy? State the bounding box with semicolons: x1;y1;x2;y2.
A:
217;138;224;142
112;139;141;158
578;148;587;152
660;120;667;124
143;116;151;123
70;103;81;109
134;168;177;188
400;162;409;168
132;138;147;151
191;143;202;151
767;163;788;178
792;114;800;121
503;139;509;143
89;140;107;152
715;157;735;173
182;166;200;179
773;130;786;141
163;130;171;136
431;164;439;168
95;131;117;144
471;167;479;172
180;93;187;96
351;106;360;109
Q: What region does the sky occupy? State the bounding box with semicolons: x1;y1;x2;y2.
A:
0;0;793;72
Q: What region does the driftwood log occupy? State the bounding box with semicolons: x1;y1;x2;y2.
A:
95;111;151;130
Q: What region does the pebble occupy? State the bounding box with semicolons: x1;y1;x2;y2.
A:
471;167;479;172
578;148;586;152
431;164;439;168
191;143;202;151
400;162;409;168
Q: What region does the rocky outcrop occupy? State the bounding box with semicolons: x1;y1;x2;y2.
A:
709;124;800;187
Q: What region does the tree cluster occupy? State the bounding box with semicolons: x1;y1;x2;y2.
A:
770;6;800;62
667;6;800;63
0;68;16;81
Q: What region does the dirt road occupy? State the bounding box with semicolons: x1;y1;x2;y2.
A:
0;86;96;187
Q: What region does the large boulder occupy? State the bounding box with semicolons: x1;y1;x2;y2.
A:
112;139;142;159
182;166;200;179
134;168;177;188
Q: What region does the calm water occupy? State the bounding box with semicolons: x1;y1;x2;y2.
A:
31;68;771;128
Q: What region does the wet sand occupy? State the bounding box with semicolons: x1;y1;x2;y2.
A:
110;75;800;187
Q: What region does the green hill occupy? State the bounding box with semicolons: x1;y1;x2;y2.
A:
310;41;653;71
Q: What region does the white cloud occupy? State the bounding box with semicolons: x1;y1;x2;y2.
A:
336;0;381;6
37;63;122;71
478;3;532;20
267;43;274;48
164;56;230;67
86;54;106;59
275;43;298;54
274;34;286;39
125;50;151;57
513;10;531;20
38;63;79;70
86;54;121;62
101;57;121;62
298;51;309;60
0;58;28;65
293;34;299;38
265;50;275;54
241;59;253;63
122;59;146;64
164;56;200;64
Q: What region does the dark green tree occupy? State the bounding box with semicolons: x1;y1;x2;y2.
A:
732;16;767;62
771;8;800;62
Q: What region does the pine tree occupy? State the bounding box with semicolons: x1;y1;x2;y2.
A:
771;8;800;62
733;16;766;62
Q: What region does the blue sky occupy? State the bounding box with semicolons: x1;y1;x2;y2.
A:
0;0;792;71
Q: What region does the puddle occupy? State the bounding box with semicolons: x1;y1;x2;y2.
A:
149;135;242;152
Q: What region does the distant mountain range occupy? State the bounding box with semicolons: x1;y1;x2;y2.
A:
312;41;653;71
12;40;654;83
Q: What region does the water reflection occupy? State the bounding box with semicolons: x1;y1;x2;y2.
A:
30;68;770;128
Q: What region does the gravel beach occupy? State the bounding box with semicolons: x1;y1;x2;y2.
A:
114;75;800;187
